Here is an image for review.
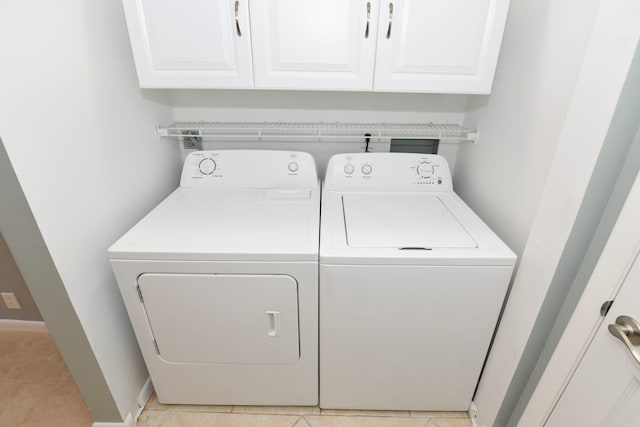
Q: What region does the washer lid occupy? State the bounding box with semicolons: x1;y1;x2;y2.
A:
343;194;477;249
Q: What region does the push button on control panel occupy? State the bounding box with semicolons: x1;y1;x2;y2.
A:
198;158;216;175
288;162;299;173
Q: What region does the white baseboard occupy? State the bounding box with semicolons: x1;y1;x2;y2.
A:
93;423;127;427
124;412;135;427
92;413;134;427
93;377;153;427
135;377;154;419
0;319;47;332
469;401;483;427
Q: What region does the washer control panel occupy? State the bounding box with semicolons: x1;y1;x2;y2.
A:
181;150;318;189
324;153;452;192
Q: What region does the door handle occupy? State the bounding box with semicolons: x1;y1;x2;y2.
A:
386;3;394;39
265;311;281;337
608;315;640;365
364;2;371;38
234;0;242;37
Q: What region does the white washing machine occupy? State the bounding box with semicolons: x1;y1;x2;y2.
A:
319;153;516;411
109;150;319;405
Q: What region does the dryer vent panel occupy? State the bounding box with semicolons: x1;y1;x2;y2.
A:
390;139;439;154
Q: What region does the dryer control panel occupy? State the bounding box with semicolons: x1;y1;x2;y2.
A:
181;150;319;189
324;153;453;192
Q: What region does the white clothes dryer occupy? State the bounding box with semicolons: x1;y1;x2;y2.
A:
319;153;516;411
109;150;319;405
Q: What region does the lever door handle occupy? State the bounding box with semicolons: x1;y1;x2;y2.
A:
608;315;640;365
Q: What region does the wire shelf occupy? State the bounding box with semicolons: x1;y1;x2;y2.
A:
156;121;477;143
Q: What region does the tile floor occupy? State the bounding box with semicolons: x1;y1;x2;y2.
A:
139;394;473;427
0;328;93;426
0;328;473;427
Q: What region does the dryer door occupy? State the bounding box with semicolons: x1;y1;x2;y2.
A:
137;273;299;364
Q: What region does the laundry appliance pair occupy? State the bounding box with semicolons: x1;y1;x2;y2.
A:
109;150;515;410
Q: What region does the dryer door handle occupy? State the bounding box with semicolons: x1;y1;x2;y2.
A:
265;311;281;337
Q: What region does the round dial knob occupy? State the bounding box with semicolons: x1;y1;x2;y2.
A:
362;164;373;175
344;164;355;175
417;162;434;178
288;162;299;172
198;158;216;175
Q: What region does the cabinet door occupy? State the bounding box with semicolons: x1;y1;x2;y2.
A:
373;0;510;94
249;0;379;90
122;0;254;88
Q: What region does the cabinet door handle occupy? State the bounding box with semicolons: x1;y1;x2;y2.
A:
364;2;371;38
386;3;394;39
234;0;242;37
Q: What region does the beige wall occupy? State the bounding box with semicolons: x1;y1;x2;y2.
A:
0;232;41;321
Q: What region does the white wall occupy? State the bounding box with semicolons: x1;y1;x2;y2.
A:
452;0;602;420
0;0;180;422
457;0;602;255
517;48;640;425
455;0;603;422
464;0;640;426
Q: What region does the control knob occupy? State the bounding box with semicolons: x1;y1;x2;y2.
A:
288;162;299;172
198;158;216;175
362;164;373;175
344;164;355;175
417;162;434;178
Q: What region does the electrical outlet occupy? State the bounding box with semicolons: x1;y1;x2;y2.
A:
1;292;21;309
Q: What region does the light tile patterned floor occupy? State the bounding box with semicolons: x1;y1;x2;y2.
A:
0;328;93;426
140;393;473;427
0;329;473;427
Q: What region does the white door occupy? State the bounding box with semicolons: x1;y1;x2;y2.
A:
546;252;640;426
544;173;640;426
122;0;254;88
373;0;510;93
249;0;379;90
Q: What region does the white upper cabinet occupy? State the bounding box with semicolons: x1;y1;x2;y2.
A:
121;0;510;93
122;0;254;88
373;0;510;94
249;0;379;90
